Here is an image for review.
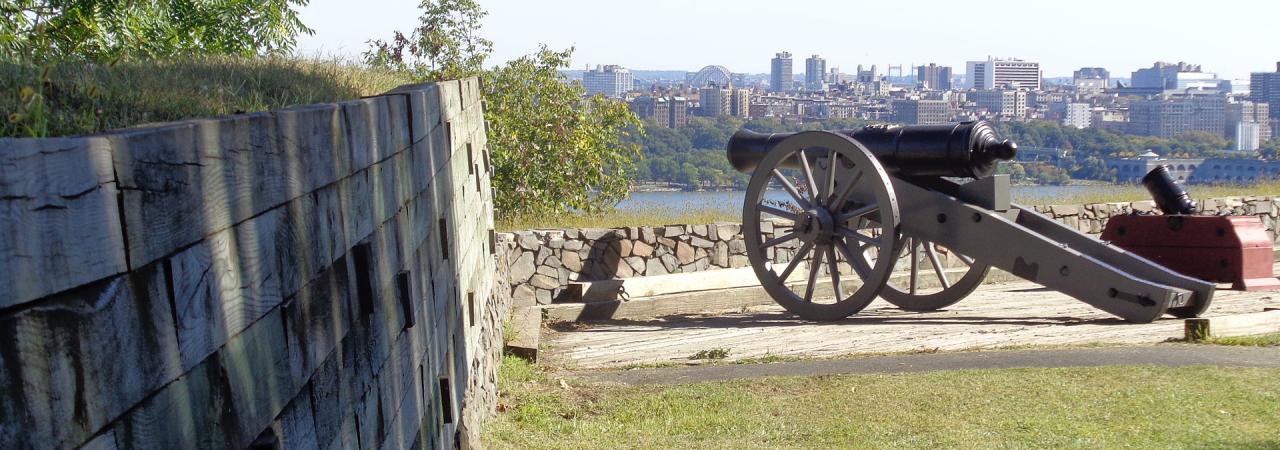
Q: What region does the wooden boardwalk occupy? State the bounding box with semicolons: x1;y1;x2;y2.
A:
544;277;1280;369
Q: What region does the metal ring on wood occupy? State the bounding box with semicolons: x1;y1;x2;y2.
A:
741;131;901;321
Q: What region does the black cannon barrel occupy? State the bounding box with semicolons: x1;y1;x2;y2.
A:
1142;165;1197;215
726;121;1018;179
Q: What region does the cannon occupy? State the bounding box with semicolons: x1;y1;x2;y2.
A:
725;121;1215;322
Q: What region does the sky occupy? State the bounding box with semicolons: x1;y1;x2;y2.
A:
296;0;1280;80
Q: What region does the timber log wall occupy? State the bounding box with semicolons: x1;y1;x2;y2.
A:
0;78;508;449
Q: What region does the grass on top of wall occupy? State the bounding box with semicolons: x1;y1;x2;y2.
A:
499;182;1280;231
1;56;413;138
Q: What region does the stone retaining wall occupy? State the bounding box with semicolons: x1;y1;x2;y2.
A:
498;196;1280;305
0;78;505;449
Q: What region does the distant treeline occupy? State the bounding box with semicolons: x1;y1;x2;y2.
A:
627;116;1280;188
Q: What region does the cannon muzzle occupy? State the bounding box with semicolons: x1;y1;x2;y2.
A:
1142;165;1197;215
726;121;1017;179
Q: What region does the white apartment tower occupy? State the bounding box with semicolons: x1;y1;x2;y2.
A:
582;65;634;98
967;58;1042;90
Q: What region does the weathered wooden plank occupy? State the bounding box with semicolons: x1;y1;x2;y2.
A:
0;265;181;449
217;307;299;449
505;306;541;361
115;355;238;449
1186;310;1280;340
169;208;285;371
356;385;385;450
78;428;118;450
276;192;328;299
379;382;424;450
437;80;464;123
272;386;319;450
109;114;296;268
314;182;349;270
376;330;416;430
283;256;353;387
275;103;349;193
342;96;413;174
0;137;126;309
339;170;375;248
569;267;761;302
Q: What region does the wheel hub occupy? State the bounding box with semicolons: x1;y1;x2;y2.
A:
799;207;836;245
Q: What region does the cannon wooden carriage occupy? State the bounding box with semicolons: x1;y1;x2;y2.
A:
725;122;1215;322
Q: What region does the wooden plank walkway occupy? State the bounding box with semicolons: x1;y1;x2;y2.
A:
544;277;1280;369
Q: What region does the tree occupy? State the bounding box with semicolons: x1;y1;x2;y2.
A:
484;47;642;216
0;0;312;61
363;0;491;81
366;1;644;219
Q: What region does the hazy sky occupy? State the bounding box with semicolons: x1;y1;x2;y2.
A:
296;0;1279;79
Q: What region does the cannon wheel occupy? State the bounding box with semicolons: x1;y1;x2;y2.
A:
877;236;991;311
742;131;901;321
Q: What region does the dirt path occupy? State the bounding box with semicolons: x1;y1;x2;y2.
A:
544;278;1280;369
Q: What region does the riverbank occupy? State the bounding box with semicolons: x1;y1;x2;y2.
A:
500;182;1280;231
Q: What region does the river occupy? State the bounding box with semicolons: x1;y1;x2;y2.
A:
616;185;1135;213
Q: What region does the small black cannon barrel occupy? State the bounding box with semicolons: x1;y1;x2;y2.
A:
1142;165;1197;215
726;121;1018;179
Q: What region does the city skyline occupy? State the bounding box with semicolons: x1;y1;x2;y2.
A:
296;0;1280;79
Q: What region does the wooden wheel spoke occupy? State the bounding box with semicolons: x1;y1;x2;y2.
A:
957;254;975;266
822;152;839;205
830;168;863;210
826;245;843;300
761;231;800;250
925;243;951;289
804;245;826;302
759;204;798;221
909;238;920;295
835;239;872;279
837;204;876;224
778;241;815;282
798;149;819;204
836;227;881;247
771;169;812;210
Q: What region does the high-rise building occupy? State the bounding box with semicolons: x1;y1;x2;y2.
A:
856;64;878;83
669;97;689;128
1063;103;1093;128
805;55;827;91
770;52;793;92
1226;100;1272;149
916;64;953;91
582;65;634;98
1251;62;1280;119
630;96;671;128
699;83;731;117
966;58;1041;90
1131;62;1221;91
974;90;1029;118
731;88;751;118
1127;95;1227;138
1073;67;1110;95
892;99;952;124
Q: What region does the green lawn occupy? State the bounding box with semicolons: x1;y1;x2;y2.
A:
1199;332;1280;347
486;356;1280;449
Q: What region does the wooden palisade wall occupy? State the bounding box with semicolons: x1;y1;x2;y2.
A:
0;78;507;449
